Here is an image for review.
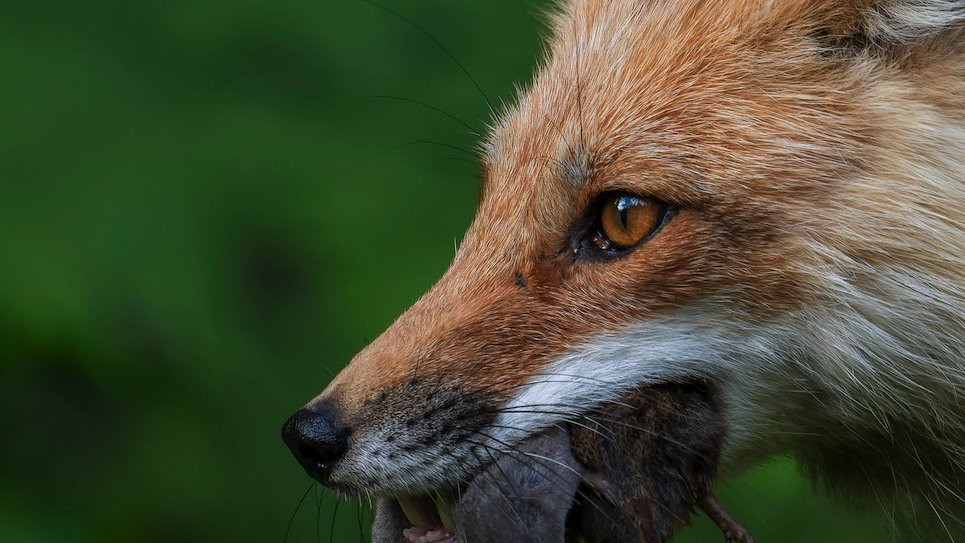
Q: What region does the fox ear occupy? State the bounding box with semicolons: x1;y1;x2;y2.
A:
814;0;964;53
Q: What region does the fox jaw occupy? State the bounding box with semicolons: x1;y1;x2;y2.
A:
285;0;964;535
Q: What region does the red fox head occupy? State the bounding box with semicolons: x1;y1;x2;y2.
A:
283;0;963;536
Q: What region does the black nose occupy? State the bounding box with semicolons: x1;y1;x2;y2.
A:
281;402;350;483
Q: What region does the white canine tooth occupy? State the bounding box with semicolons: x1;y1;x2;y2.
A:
399;497;436;527
435;497;457;533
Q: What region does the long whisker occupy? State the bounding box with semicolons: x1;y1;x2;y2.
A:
386;139;479;159
329;494;342;543
487;406;716;463
284;483;315;543
474;431;586;486
471;445;530;532
315;485;324;543
362;0;495;115
356;500;365;543
485;423;701;526
366;95;481;135
466;434;624;529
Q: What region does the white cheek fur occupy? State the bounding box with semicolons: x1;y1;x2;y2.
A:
490;308;771;447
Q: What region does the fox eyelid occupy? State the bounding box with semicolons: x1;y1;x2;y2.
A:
569;193;676;262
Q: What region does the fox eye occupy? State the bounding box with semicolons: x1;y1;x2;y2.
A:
592;193;665;252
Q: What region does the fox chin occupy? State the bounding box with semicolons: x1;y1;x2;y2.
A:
284;1;964;541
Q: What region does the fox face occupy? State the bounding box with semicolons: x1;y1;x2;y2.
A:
284;0;964;536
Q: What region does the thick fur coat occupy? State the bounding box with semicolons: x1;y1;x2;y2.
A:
301;1;964;539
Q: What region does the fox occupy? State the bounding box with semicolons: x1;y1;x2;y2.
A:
283;0;965;541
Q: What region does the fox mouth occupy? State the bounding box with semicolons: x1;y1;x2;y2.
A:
395;492;459;543
371;425;586;543
372;491;461;543
369;382;733;543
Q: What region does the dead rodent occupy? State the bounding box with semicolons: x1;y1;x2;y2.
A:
450;426;583;543
569;383;754;543
449;382;754;543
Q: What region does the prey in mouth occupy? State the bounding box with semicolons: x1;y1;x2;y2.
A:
287;383;754;543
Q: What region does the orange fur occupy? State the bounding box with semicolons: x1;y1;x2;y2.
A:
305;1;963;537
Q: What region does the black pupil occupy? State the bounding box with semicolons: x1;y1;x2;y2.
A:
615;196;635;229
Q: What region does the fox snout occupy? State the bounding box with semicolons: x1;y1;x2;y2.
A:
282;368;502;494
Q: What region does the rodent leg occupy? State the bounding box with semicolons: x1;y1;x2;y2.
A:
697;493;755;543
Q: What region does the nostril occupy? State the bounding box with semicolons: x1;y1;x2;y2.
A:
281;402;350;483
297;442;340;467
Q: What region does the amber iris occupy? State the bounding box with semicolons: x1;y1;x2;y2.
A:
595;193;662;251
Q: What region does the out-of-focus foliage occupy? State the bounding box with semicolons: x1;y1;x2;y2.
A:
0;1;894;541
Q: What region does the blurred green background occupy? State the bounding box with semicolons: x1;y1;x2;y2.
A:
0;1;896;542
